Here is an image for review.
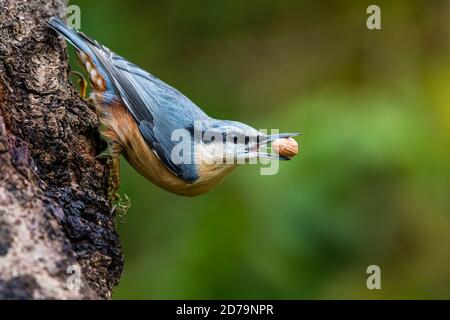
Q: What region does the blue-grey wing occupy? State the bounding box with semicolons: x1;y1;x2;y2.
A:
88;44;206;182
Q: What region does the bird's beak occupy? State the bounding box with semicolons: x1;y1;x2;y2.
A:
247;133;301;160
259;133;301;144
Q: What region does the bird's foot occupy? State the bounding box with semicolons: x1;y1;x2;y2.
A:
70;70;89;99
96;136;123;160
70;71;97;112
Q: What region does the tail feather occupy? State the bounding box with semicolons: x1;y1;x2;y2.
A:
47;17;94;55
47;17;116;98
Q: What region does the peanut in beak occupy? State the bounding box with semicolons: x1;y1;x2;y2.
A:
272;137;299;159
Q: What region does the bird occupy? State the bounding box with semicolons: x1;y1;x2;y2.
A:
47;17;299;197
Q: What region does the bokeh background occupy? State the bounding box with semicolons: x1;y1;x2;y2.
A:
68;0;450;299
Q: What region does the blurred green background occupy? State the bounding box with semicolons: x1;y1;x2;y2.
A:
68;0;450;299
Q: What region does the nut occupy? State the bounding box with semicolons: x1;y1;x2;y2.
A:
272;137;298;158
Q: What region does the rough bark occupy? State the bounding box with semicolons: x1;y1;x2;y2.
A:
0;0;123;299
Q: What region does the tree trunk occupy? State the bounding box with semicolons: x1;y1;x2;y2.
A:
0;0;123;299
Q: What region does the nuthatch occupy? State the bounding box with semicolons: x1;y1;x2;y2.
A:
48;17;299;196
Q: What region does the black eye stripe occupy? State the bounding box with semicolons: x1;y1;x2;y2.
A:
202;130;257;144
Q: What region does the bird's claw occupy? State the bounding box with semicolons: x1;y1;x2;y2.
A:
69;70;89;99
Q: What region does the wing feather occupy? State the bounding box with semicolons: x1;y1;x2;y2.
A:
85;43;206;182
